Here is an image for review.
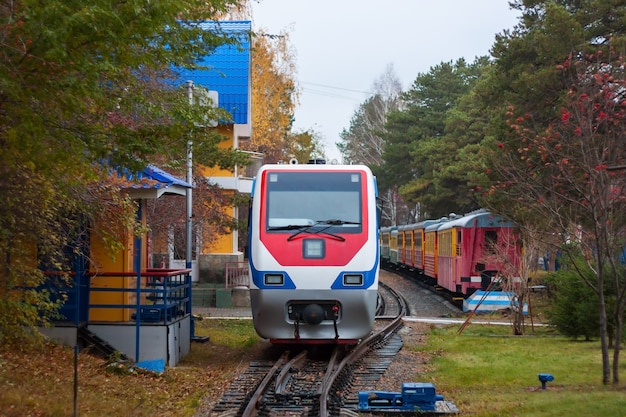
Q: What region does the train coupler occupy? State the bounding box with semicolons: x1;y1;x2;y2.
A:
332;304;339;341
293;319;301;341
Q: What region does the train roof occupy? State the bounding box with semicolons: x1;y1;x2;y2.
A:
423;217;454;232
437;209;516;230
398;219;438;231
257;163;373;173
251;163;376;196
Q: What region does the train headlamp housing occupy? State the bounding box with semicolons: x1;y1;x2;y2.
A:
303;239;325;259
264;273;284;285
343;274;364;286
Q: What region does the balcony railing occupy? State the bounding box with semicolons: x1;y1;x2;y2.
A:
206;151;263;193
44;268;192;326
238;151;264;180
89;268;192;324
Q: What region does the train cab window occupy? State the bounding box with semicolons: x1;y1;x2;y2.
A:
485;230;498;254
265;171;363;233
456;231;462;256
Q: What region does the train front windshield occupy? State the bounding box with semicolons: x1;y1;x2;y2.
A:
265;171;363;233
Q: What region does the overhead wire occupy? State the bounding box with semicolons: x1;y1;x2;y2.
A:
301;87;361;101
301;81;373;95
299;80;373;102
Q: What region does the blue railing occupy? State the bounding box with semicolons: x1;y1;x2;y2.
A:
43;268;192;326
88;268;192;325
41;271;90;324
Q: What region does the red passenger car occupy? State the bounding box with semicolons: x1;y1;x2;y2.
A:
436;210;521;296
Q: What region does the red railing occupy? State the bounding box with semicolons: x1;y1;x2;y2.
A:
225;262;249;288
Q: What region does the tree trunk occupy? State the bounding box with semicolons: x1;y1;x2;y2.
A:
597;286;611;384
512;293;525;335
612;303;623;384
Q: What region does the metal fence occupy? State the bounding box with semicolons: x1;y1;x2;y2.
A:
225;261;249;288
91;268;191;324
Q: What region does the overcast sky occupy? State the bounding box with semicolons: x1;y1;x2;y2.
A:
250;1;521;161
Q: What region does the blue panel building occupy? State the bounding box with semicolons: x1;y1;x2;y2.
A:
177;20;251;125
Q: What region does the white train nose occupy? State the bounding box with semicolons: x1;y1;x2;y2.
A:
302;303;325;325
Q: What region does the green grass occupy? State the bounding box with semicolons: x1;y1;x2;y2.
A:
193;317;259;348
181;318;261;368
412;324;626;417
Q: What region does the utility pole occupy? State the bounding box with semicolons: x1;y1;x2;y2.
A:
185;81;194;271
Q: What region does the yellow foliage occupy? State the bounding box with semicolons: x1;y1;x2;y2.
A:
248;30;299;162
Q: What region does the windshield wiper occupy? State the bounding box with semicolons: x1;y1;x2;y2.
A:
267;224;313;231
316;219;361;226
288;227;345;242
283;223;346;242
268;220;357;242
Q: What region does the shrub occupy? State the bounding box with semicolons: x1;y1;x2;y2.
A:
543;268;599;340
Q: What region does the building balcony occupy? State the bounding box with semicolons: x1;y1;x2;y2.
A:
205;150;263;194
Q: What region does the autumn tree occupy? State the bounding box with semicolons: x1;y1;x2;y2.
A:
0;0;244;342
146;177;246;267
285;129;326;163
485;53;626;384
476;0;626;384
245;28;299;163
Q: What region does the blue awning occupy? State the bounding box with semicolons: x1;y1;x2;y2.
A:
119;165;192;198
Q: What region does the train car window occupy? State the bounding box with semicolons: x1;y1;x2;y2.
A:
439;230;452;256
265;171;363;233
425;233;434;253
456;231;462;256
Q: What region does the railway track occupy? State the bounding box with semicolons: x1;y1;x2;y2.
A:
209;282;407;417
381;263;465;310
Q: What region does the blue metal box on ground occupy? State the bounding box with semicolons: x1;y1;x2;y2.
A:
358;382;459;414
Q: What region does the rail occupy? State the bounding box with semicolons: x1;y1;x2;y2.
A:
320;281;407;416
229;282;407;417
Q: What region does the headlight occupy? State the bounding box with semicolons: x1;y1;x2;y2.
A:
303;239;325;258
343;274;363;286
264;274;284;285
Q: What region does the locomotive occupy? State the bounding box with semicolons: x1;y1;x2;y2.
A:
247;161;379;344
381;209;521;297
